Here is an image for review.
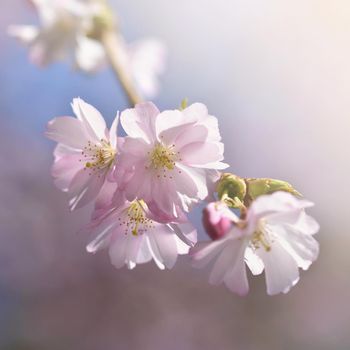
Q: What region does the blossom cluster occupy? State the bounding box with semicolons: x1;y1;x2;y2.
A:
10;0;320;296
46;98;319;295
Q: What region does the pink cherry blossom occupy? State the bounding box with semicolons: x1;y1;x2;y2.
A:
86;193;197;270
114;101;228;220
126;38;167;99
45;98;119;210
8;1;167;94
8;0;105;71
202;201;235;241
190;191;320;296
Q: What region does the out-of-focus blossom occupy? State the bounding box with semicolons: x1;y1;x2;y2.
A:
102;36;167;98
202;201;235;241
8;0;105;72
45;97;119;210
8;1;167;97
86;194;197;270
126;38;167;99
113;101;228;220
191;192;320;296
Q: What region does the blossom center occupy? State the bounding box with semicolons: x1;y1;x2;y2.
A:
148;143;179;171
81;139;116;173
125;200;154;236
250;220;273;252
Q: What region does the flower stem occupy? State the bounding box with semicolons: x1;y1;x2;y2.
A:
101;30;142;106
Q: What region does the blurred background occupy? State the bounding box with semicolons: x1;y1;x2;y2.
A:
1;0;349;349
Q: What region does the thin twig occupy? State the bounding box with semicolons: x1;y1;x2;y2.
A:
101;30;142;106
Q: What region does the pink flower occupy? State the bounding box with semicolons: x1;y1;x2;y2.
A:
8;0;105;71
86;193;197;270
8;1;167;94
114;102;228;219
45;98;119;210
126;38;167;99
202;202;235;241
191;191;320;296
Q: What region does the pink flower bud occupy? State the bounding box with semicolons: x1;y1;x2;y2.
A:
202;202;233;240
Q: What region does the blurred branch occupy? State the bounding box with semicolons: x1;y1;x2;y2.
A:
101;30;142;106
94;1;143;106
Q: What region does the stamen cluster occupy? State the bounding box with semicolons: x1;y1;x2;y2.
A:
125;201;154;236
82;139;116;174
250;221;273;252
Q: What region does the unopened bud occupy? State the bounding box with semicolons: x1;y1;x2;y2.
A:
246;178;301;201
216;173;246;208
202;202;233;240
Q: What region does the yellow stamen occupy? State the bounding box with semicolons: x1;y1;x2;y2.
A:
149;143;178;170
250;220;273;252
81;139;116;173
126;200;154;236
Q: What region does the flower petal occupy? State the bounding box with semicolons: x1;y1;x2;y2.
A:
120;102;159;143
149;225;179;269
169;222;197;246
86;218;116;253
46;116;88;149
68;169;105;210
121;137;152;158
273;224;319;270
128;38;166;98
124;235;145;269
150;177;177;217
109;113;119;149
75;35;105;73
173;124;208;150
180;142;224;167
158;122;197;146
71;98;107;141
7;25;38;44
244;247;264;275
155;109;189;137
124;163;153;202
145;235;165;270
295;211;320;235
223;244;249;296
182;103;221;142
51;153;82;191
249;191;314;222
93;180;118;215
182;103;209;123
209;239;247;287
175;164;208;200
257;240;300;295
108;233;130;268
173;235;191;255
190;236;232;269
135;239;153;264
